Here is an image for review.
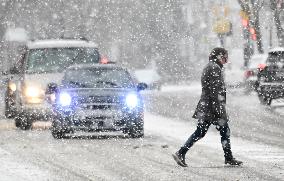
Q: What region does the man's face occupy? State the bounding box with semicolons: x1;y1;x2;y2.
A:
220;54;228;64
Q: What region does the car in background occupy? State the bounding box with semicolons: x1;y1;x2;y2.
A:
47;64;147;138
256;47;284;105
134;68;161;90
5;38;104;129
243;53;268;92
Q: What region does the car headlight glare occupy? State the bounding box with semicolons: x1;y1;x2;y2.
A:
8;82;17;92
50;94;56;103
25;87;42;97
59;92;72;106
126;93;138;108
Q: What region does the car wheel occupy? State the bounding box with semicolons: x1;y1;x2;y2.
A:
51;116;71;139
127;118;144;138
15;113;32;130
51;121;65;139
4;94;16;119
253;81;259;92
51;129;64;139
258;94;272;106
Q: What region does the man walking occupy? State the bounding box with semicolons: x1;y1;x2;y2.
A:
172;47;243;167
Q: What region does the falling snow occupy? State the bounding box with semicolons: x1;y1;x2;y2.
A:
0;0;284;181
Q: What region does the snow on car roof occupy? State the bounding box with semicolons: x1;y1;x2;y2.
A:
67;63;124;70
27;39;98;49
248;54;268;68
268;47;284;52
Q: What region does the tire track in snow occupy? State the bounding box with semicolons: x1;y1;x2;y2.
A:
144;112;284;181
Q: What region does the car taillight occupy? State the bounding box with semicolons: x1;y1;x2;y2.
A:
258;63;266;71
100;56;109;64
244;70;254;78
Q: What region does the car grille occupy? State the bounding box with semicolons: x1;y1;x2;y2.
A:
75;96;122;110
85;104;112;110
77;96;120;104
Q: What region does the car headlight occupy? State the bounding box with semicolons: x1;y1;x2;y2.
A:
24;86;43;98
8;82;17;92
59;92;72;106
126;93;139;109
24;86;45;104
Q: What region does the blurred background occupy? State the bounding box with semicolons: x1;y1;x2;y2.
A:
0;0;283;83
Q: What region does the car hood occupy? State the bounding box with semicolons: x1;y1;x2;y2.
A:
24;73;64;90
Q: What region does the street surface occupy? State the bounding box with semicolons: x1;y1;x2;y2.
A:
0;85;283;181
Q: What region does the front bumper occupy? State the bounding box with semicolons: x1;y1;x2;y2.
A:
20;101;54;120
259;82;284;99
53;107;143;132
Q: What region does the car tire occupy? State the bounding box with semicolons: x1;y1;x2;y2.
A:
51;121;65;139
258;94;272;106
51;129;64;139
5;107;16;119
253;81;259;92
127;118;144;138
15;113;32;130
4;94;16;119
51;116;71;139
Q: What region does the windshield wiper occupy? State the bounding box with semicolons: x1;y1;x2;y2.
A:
68;81;89;88
96;80;119;87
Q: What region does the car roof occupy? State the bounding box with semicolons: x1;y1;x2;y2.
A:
249;54;268;68
268;47;284;53
250;53;268;60
66;63;126;71
27;39;98;49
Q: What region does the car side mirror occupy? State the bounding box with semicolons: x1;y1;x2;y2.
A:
9;66;20;74
46;83;58;94
137;82;147;91
46;83;58;104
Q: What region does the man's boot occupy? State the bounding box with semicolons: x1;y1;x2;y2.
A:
225;157;243;166
172;152;187;167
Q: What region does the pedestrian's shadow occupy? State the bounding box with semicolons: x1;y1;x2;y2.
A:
190;165;244;169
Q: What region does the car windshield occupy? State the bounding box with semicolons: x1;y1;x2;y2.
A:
62;67;135;88
267;52;284;65
249;55;267;68
26;48;100;73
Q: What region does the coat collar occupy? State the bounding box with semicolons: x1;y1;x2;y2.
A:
209;59;223;68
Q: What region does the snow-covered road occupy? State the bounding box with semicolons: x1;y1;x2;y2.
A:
0;85;283;180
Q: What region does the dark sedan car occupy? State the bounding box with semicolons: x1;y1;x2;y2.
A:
256;47;284;105
47;64;147;138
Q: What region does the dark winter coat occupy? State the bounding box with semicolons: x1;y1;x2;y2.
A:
192;59;228;122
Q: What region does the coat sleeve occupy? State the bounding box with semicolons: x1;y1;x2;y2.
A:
208;66;227;119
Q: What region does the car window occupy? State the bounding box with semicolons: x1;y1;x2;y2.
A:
267;51;284;65
63;67;135;88
26;48;100;74
248;55;267;68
